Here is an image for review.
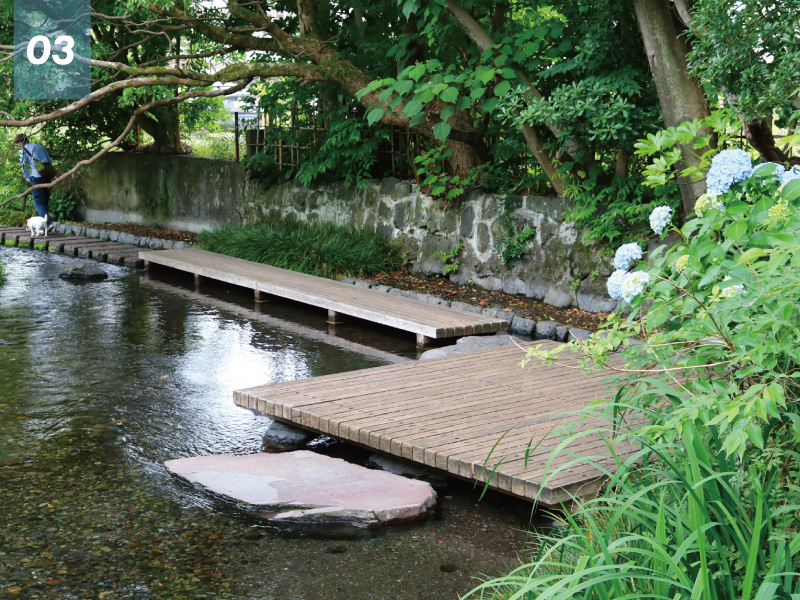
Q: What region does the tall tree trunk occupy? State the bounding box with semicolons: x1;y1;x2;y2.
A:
743;117;798;165
136;105;184;154
634;0;709;217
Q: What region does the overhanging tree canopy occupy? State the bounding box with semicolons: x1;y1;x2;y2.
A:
1;0;797;227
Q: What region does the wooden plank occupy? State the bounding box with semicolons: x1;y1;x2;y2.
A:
234;341;629;506
139;248;508;339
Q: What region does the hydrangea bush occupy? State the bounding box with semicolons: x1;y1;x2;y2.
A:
489;117;800;600
534;139;800;461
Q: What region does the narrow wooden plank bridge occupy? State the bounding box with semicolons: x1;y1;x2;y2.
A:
235;341;633;507
0;226;144;267
139;248;508;346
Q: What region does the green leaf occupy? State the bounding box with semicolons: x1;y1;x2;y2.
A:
482;97;499;112
470;87;487;100
439;86;459;104
456;96;472;110
392;79;413;95
366;107;384;126
403;100;424;118
734;247;766;266
726;201;750;216
408;112;426;127
475;68;495;85
724;219;747;242
408;63;426;81
439;105;454;123
746;424;765;450
782;179;800;202
402;0;419;19
433;121;451;141
494;80;512;97
377;88;393;103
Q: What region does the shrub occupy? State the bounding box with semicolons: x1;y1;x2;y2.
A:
197;217;401;279
0;262;6;285
473;123;800;599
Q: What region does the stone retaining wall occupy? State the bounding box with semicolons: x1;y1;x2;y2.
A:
81;154;618;312
245;178;617;313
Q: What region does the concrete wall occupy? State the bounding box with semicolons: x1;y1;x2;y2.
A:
81;153;245;233
81;154;617;312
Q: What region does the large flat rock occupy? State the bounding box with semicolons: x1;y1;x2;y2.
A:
165;451;437;527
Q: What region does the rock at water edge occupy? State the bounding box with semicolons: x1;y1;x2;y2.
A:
165;451;437;528
59;263;109;280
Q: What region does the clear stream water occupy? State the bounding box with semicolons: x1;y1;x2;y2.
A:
0;246;542;600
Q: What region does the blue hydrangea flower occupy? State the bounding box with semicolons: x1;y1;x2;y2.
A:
620;271;650;304
613;243;643;271
706;149;753;195
649;205;672;236
781;165;800;189
606;270;626;300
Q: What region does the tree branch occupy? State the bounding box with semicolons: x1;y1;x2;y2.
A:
0;79;254;209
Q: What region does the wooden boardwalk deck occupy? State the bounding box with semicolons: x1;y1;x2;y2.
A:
234;341;634;507
139;248;508;345
0;226;144;266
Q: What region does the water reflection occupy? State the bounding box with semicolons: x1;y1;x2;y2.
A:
0;247;531;600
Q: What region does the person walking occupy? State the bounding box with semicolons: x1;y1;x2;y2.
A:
14;133;55;231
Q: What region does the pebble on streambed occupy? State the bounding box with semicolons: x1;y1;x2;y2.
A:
165;451;437;528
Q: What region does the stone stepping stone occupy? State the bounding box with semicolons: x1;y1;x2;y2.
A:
165;451;437;528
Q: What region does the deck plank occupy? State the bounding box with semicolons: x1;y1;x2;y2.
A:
235;341;631;506
139;248;508;340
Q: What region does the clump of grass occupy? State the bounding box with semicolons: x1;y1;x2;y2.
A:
466;416;800;600
0;208;28;227
0;263;7;285
198;217;401;279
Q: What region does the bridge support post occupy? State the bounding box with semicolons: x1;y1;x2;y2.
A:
416;334;432;348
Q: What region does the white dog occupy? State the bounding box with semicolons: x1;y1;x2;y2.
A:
27;213;48;237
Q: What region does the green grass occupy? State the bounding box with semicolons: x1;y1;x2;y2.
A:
197;217;401;279
4;239;16;247
0;263;6;285
466;417;800;600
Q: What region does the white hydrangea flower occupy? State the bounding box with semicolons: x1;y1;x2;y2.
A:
649;206;672;236
620;271;650;304
613;243;642;271
606;270;626;300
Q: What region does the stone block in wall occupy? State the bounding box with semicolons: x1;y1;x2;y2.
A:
535;320;559;340
450;301;471;312
459;205;476;237
570;235;608;281
509;316;535;336
576;276;619;314
393;201;411;229
567;327;592;341
543;285;574;309
555;324;569;343
477;223;492;254
525;195;569;220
